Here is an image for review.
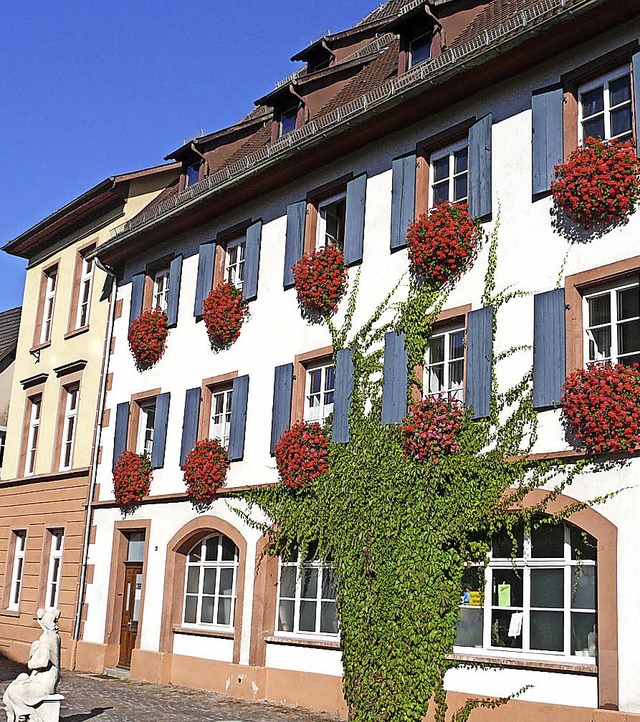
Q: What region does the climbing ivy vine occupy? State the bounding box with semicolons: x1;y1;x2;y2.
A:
235;219;605;722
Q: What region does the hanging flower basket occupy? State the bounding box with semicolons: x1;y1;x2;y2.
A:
406;202;481;284
292;245;348;317
400;396;466;463
561;363;640;454
275;421;330;490
551;137;640;229
113;451;152;507
182;438;230;501
203;281;250;350
128;308;168;371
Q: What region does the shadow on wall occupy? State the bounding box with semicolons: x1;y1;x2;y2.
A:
62;708;112;722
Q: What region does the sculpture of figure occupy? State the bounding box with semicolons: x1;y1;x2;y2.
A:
3;609;61;722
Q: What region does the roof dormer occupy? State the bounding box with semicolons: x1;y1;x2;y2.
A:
382;1;442;75
291;39;336;74
255;83;306;143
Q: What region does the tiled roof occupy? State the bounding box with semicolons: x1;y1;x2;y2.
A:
0;307;21;361
449;0;542;47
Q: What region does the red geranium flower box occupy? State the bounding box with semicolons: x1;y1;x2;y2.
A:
128;308;168;371
275;421;330;489
113;451;152;507
182;438;230;501
551;137;640;229
400;396;466;463
203;281;250;350
561;362;640;454
292;245;348;317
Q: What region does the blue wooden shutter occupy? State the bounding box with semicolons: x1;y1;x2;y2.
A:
633;50;640;157
228;375;250;461
532;85;564;195
113;402;130;470
243;221;262;302
180;387;201;466
469;114;493;219
465;307;493;419
344;174;367;266
284;202;307;289
151;392;171;469
129;272;145;327
533;289;566;409
270;363;294;454
333;348;354;443
166;255;183;327
390;155;416;251
382;331;408;424
193;242;216;317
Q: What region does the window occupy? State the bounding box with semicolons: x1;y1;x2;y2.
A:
425;323;465;400
277;553;338;637
153;266;170;312
183;534;238;628
59;384;79;470
0;426;6;472
316;193;346;250
8;531;26;611
304;361;335;424
455;521;597;660
209;385;233;448
75;253;94;329
578;68;632;143
137;400;156;457
583;279;640;367
430;140;468;207
408;31;431;68
40;268;58;344
225;237;246;291
25;395;42;475
45;530;64;610
280;106;299;137
185;161;201;188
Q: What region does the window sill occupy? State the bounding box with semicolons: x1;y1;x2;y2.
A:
265;635;340;651
448;651;597;675
0;609;20;618
29;341;51;354
64;326;90;340
173;625;234;640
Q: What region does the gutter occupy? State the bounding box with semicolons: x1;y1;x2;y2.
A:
98;0;608;257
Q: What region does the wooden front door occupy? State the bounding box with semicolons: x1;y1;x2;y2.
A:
118;562;143;667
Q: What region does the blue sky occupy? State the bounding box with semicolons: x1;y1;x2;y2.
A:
0;0;380;311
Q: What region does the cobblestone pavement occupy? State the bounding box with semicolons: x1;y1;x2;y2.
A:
0;656;340;722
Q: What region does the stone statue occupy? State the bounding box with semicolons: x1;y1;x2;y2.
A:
3;609;61;722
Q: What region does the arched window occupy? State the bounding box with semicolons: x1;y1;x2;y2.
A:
183;534;238;628
456;520;597;660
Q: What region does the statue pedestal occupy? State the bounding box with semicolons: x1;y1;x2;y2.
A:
29;694;64;722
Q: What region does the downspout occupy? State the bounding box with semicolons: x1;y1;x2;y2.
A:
71;256;118;658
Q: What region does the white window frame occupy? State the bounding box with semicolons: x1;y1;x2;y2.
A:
209;385;233;448
225;237;246;292
424;322;465;401
153;267;171;312
75;254;94;329
429;139;469;208
583;278;640;367
455;522;597;663
8;531;27;611
316;192;347;250
304;361;335;425
59;384;79;471
183;534;238;629
276;554;338;639
578;67;633;143
40;269;58;344
25;395;42;476
45;529;64;610
137;400;156;457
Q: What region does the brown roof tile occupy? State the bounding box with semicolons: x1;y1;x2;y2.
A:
449;0;542;48
0;307;21;361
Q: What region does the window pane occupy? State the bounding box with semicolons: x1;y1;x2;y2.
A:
492;522;524;558
582;115;605;141
432;182;449;205
186;567;200;594
571;527;597;561
221;536;236;561
188;544;202;563
611;106;633;138
453;175;468;202
428;336;445;364
200;596;214;624
203;568;217;595
581;87;604;117
531;522;564;558
618;320;640;356
184;595;198;624
301;568;318;599
433;156;449;183
450;330;465;360
454;148;468;174
530;610;563;651
320;601;338;634
571;566;596;609
322;570;337;599
428;365;445;394
127;533;145;562
610;75;631;105
309;369;321;395
492;569;523;607
491;609;523;649
219;568;234;596
456;607;483;647
279;566;296;598
450;360;464;389
205;536;219;562
589;327;611;361
530;568;564;608
278;600;295;632
299;600;317;632
588;295;611;326
617;287;639;321
217;597;233;626
571;612;597;655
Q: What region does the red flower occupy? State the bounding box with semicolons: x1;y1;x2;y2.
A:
182;438;230;501
552;137;640;228
561;363;640;454
406;202;481;284
128;308;168;371
400;396;466;462
275;421;330;489
113;451;152;507
203;282;250;350
292;245;348;317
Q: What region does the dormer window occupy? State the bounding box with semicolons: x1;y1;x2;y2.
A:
280;106;299;137
185;161;201;188
408;31;432;68
383;2;439;75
